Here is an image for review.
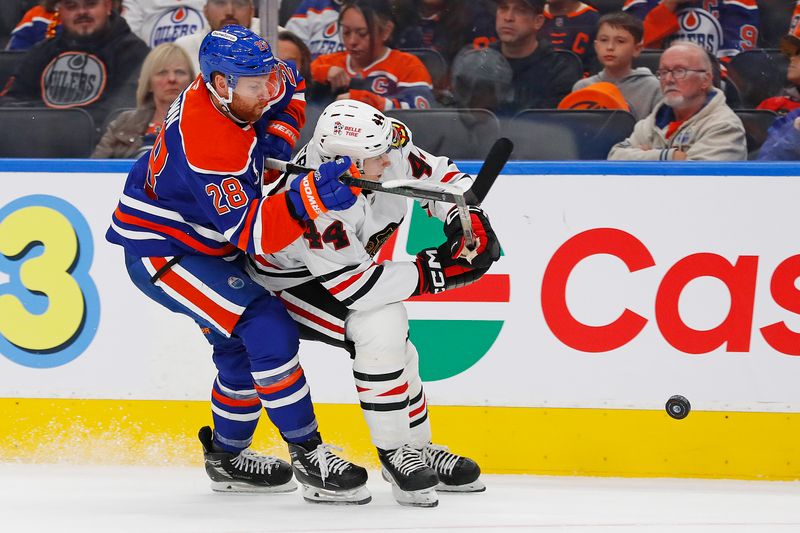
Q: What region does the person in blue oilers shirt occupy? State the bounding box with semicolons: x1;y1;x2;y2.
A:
106;25;372;505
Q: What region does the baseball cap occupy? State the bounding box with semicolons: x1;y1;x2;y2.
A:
558;82;631;111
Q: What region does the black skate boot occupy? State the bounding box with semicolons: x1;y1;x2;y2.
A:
378;444;439;507
198;426;296;493
287;433;371;505
422;443;485;492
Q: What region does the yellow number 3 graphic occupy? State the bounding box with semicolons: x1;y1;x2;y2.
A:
0;196;99;368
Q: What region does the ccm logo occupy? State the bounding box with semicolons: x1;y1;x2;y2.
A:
542;228;800;356
423;249;446;292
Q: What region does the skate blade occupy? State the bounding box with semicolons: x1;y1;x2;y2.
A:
300;483;372;505
210;480;297;493
382;467;439;508
436;479;486;493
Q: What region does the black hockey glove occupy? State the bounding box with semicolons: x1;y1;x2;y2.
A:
412;244;490;296
442;205;500;269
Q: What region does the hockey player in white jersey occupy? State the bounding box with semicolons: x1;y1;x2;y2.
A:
246;99;501;507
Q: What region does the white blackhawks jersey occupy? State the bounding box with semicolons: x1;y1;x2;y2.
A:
247;120;474;311
121;0;207;48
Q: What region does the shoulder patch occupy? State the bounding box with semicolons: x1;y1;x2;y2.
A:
390;120;409;149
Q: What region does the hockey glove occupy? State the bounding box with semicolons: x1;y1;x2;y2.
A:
261;134;293;162
443;205;500;269
412;244;490;296
287;157;361;221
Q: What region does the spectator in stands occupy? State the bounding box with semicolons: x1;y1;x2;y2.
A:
174;0;260;75
0;0;150;136
571;11;661;120
449;46;513;111
121;0;206;48
490;0;582;113
757;25;800;114
541;0;599;72
392;0;497;64
6;0;60;51
92;43;193;158
310;0;435;110
622;0;759;59
277;30;312;83
285;0;345;59
608;41;746;160
757;107;800;160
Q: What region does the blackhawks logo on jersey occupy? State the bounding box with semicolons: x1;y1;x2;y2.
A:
390;121;409;149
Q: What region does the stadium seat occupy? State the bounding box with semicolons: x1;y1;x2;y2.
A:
400;48;448;89
586;0;625;15
98;107;136;140
278;0;303;26
633;49;662;74
0;50;24;90
553;48;585;76
734;109;779;159
728;49;789;108
0;2;22;39
385;108;501;159
509;109;636;160
756;0;796;48
0;107;96;158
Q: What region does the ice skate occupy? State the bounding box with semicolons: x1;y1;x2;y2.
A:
423;443;485;493
287;434;371;505
198;426;296;493
378;444;439;507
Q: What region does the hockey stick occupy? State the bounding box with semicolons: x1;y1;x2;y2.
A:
264;158;464;203
263;137;513;261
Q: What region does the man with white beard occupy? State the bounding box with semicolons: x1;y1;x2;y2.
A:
608;41;746;161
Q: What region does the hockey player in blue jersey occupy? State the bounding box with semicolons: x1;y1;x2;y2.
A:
106;25;371;504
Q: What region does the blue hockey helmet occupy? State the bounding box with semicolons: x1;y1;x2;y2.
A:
199;25;277;90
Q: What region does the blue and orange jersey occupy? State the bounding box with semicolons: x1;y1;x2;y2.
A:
106;69;307;259
542;2;599;68
285;0;344;59
6;5;61;51
623;0;759;58
311;48;434;109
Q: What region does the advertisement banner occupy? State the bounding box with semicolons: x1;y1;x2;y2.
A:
2;162;799;413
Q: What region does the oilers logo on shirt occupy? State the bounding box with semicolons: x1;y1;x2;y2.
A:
666;8;724;54
41;52;107;108
150;6;204;47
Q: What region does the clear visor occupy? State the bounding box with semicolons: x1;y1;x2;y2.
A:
232;67;283;101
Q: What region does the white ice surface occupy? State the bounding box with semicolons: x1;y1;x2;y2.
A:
2;464;799;533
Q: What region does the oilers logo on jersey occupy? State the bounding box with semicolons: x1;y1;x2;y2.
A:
323;21;338;38
150;6;204;47
669;8;724;54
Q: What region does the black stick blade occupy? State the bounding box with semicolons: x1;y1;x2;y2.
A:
466;137;514;205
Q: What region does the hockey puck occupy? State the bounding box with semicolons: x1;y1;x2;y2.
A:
666;395;690;419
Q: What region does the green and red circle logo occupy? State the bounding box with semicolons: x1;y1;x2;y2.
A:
377;204;509;381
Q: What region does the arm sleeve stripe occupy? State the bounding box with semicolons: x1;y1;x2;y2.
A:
317;263;360;282
341;264;384;306
236;199;261;251
329;267;369;295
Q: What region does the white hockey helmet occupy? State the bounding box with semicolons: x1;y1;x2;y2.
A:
312;99;394;171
